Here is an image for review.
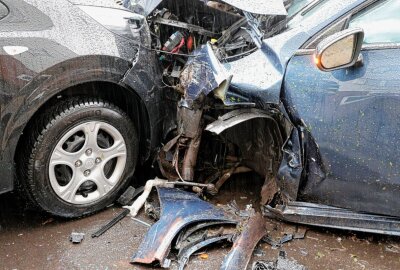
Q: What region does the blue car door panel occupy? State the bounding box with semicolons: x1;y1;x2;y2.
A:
284;47;400;217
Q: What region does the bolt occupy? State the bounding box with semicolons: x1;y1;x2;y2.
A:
95;157;102;164
75;160;82;167
84;170;91;177
85;148;92;156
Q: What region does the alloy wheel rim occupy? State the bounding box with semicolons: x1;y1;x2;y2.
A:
48;121;127;205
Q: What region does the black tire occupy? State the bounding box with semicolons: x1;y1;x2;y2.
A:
20;98;138;218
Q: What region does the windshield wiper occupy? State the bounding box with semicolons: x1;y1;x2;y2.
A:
243;11;263;48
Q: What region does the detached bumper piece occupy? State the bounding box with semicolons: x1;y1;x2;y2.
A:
265;201;400;236
131;187;236;267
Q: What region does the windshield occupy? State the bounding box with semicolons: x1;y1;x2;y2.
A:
265;0;330;37
287;0;331;29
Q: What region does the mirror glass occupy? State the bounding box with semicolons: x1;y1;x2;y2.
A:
321;35;355;69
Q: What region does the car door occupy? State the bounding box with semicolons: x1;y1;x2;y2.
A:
283;0;400;217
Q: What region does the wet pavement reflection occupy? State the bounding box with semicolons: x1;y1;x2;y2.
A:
1;177;400;270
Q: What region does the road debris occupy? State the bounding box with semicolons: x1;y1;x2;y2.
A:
91;209;130;238
131;187;236;267
91;186;146;238
41;218;55;226
385;243;400;254
124;178;174;217
117;186;145;206
177;235;233;270
124;178;217;217
130;217;152;228
252;250;307;270
220;213;267;270
199;253;209;259
175;220;236;250
69;232;85;244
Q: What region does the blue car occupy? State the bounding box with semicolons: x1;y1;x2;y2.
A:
156;0;400;236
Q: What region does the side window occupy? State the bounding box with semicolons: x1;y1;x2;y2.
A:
349;0;400;44
0;2;8;20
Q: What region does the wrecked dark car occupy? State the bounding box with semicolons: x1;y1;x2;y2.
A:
0;0;300;217
132;0;400;237
0;0;166;217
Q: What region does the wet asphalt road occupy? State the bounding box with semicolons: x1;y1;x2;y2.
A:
1;179;400;270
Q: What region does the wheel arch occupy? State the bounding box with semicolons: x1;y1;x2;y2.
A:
1;53;163;195
14;80;152;171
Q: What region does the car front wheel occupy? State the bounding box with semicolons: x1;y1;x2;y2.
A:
21;98;138;218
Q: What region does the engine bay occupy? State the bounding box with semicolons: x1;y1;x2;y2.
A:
144;0;259;86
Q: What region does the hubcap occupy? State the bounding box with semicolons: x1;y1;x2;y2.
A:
48;121;127;205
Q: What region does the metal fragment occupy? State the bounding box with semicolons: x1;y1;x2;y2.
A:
205;109;275;135
131;217;152;228
261;175;279;205
175;220;237;249
91;209;130;238
69;232;85;244
220;213;266;270
178;234;233;270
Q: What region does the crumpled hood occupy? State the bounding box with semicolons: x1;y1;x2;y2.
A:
68;0;124;9
221;0;287;15
130;0;287;16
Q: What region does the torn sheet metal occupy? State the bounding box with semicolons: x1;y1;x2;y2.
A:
220;213;266;270
131;187;236;266
205;108;276;135
180;43;232;102
277;127;303;200
262;233;293;249
221;0;287;15
261;175;279;206
178;234;233;270
175;220;237;249
265;202;400;236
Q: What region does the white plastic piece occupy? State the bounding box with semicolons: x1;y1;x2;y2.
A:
3;46;28;55
123;178;174;217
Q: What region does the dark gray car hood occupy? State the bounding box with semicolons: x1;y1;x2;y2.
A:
68;0;125;9
132;0;287;16
221;0;287;15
